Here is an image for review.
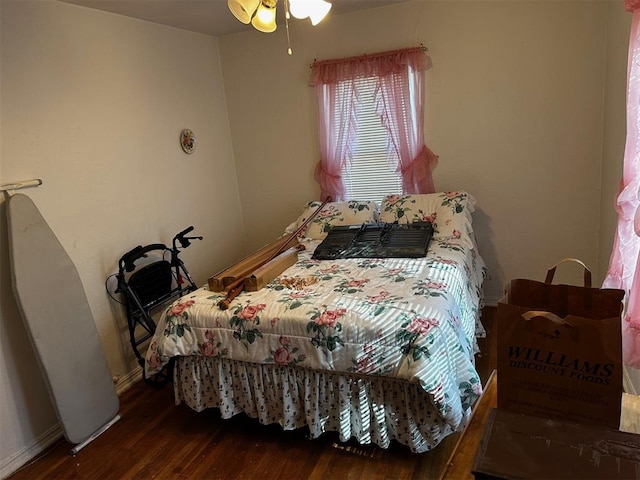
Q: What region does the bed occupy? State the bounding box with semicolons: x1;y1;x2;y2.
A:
144;191;487;453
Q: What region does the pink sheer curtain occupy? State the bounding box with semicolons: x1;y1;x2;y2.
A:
603;0;640;367
312;81;356;202
375;54;439;194
310;47;438;200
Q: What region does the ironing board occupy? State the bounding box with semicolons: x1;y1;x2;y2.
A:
6;192;120;453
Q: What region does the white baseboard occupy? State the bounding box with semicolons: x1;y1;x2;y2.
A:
0;423;63;480
483;296;500;307
624;366;639;395
2;367;142;479
115;366;143;395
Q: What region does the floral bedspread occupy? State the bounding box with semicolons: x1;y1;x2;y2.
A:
146;234;487;427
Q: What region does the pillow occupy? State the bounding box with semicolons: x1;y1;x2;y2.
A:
378;191;476;240
287;200;379;240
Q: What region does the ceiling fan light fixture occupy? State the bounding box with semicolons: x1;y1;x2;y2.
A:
251;0;278;33
227;0;260;24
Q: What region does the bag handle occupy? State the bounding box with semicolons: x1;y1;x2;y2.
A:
522;311;579;341
522;310;573;326
544;257;592;287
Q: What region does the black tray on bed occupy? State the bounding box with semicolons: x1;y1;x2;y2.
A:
312;222;433;260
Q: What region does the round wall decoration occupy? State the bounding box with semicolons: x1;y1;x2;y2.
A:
180;129;196;154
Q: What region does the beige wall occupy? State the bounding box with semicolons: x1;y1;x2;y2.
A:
0;0;244;473
220;0;629;301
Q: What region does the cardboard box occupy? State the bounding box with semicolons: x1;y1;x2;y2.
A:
472;408;640;480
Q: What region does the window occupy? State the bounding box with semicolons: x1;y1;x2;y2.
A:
340;77;402;203
310;47;438;203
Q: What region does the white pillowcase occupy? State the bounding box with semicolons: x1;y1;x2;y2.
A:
379;191;476;240
287;200;380;240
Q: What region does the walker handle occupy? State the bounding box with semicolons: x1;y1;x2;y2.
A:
175;226;202;248
177;226;194;238
119;243;167;272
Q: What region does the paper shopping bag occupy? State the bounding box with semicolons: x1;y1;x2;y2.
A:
497;258;625;429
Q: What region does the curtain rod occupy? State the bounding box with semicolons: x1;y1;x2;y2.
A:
0;179;43;192
311;44;427;68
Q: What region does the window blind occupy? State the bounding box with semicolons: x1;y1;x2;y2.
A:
338;77;402;203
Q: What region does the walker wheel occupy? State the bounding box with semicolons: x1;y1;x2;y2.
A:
142;359;174;388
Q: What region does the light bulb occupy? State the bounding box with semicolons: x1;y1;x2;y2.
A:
257;7;274;24
251;1;277;32
308;0;331;26
288;0;310;19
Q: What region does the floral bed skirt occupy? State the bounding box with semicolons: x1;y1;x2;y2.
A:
173;356;470;453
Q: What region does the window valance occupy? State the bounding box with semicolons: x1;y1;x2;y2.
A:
310;46;431;86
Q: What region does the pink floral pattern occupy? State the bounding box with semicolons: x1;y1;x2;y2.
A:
381;195;417;222
229;302;266;345
350;344;393;375
199;330;229;358
163;298;195;337
168;299;195;316
147;341;162;371
308;307;347;350
275;289;318;310
265;335;307;365
397;314;441;363
379;191;474;241
149;232;485;373
145;211;487;444
380;266;413;283
368;290;391;303
333;278;369;293
413;279;448;298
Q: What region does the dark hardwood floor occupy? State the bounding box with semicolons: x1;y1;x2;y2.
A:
8;307;496;480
